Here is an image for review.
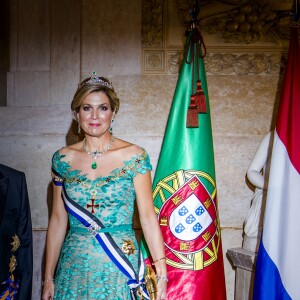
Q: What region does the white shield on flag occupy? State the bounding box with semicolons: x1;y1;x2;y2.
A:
169;193;213;241
158;175;218;254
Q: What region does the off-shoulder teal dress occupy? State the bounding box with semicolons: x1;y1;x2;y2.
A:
51;149;152;300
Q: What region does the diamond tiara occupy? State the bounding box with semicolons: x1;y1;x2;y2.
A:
78;71;113;90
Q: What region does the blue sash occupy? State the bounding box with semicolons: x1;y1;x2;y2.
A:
61;185;149;300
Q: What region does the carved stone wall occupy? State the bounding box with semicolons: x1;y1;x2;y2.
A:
142;0;291;75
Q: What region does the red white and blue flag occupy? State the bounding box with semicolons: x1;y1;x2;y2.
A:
253;25;300;300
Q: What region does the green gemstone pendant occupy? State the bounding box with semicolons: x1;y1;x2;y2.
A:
91;162;97;169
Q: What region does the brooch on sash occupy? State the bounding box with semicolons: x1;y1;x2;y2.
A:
121;240;135;255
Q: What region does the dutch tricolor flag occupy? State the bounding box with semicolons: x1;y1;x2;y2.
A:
253;25;300;299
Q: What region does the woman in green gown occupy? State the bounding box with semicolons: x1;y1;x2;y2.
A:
42;74;167;300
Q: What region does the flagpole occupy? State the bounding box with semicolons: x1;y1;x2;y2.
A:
290;0;300;23
189;0;199;26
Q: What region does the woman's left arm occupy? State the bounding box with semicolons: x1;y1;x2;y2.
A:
134;171;167;300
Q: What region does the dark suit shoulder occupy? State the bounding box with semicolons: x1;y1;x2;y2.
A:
0;164;25;179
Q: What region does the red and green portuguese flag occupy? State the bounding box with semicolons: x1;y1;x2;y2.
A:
151;26;226;299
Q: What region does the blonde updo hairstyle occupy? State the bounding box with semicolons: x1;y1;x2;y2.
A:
71;76;120;121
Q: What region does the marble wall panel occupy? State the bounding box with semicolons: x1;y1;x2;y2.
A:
50;0;81;106
111;75;177;136
207;74;282;136
0;106;72;136
214;135;265;228
81;0;142;76
16;0;50;71
6;72;15;105
0;74;7;106
10;71;51;106
8;0;18;72
0;2;9;106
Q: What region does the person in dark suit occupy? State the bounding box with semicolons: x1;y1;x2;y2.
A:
0;164;33;300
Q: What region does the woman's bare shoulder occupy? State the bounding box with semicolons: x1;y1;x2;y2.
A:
113;138;145;158
57;141;83;158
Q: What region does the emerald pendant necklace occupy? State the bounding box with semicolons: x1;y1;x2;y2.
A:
82;136;115;169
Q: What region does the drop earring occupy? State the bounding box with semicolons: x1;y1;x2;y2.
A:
78;122;81;134
109;119;114;134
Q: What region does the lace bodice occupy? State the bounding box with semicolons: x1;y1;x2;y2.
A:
51;149;152;228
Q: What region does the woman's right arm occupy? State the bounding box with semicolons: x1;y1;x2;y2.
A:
42;183;68;300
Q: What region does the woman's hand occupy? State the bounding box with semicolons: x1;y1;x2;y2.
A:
41;281;54;300
156;277;167;300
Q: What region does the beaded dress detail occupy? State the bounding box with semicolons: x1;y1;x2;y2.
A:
51;149;152;300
